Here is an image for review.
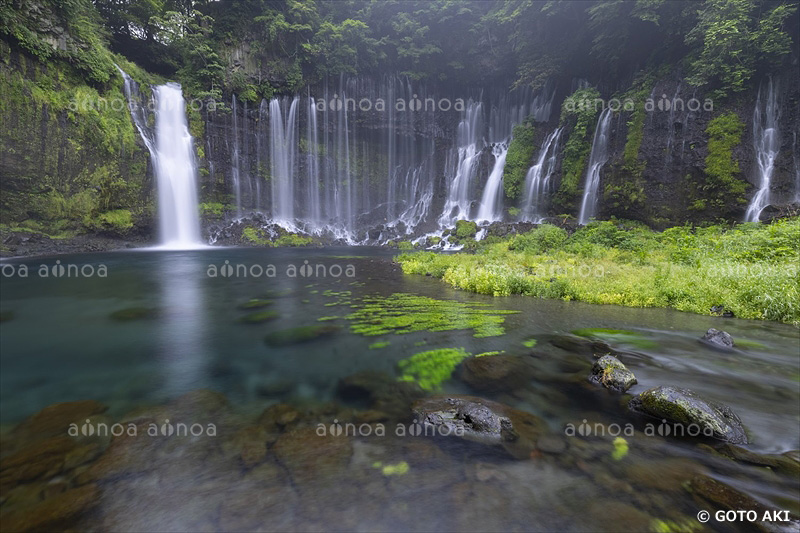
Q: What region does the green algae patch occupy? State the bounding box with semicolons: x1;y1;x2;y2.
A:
237;298;273;310
611;436;629;461
238;311;280;324
732;339;767;350
264;325;340;347
522;338;537;348
372;461;409;476
346;293;518;338
572;328;657;350
369;341;391;350
109;307;159;321
397;347;470;390
475;350;504;357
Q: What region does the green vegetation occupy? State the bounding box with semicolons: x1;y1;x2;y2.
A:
397;218;800;325
696;112;747;213
397;241;414;251
273;233;314;247
345;293;519;338
238;299;273;310
199;202;226;218
503;121;536;200
368;340;391;350
397;347;470;391
554;88;601;212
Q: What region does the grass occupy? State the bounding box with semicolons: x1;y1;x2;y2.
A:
397;219;800;325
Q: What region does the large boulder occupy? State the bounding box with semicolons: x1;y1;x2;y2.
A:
588;355;637;393
629;386;747;444
411;395;548;459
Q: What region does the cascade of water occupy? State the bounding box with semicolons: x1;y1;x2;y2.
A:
476;142;510;222
439;101;483;225
151;84;203;247
231;95;242;216
664;82;682;167
520;128;562;222
745;78;780;222
269;96;299;223
578;108;613;225
306;96;321;227
118;67;202;247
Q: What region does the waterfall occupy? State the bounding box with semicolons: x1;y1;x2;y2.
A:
118;67;201;247
578;108;613;225
520;128;562;222
306;96;321;227
476;142;509;222
439;100;483;225
269;97;299;223
745;78;780;222
152;85;202;247
231;95;242;216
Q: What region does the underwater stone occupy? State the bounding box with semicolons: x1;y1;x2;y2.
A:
460;354;532;392
263;325;340;347
237;310;280;324
629;386;747;444
237;298;274;310
108;307;160;321
588;355;637;393
412;395;548;459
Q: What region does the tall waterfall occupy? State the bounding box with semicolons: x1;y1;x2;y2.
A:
578;108;613;225
745;78;780;222
439;100;483;225
306;96;321;227
118;68;201;248
520;128;562;222
269;97;299;223
152;84;202;247
476;142;509;222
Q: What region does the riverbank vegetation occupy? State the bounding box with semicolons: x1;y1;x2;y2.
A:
397;218;800;325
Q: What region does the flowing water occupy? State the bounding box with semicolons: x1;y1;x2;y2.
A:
578;108;613;225
520;128;562;222
475;142;509;222
745;78;780;223
1;248;798;530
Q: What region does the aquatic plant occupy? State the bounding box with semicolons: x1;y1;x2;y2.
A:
264;325;340;347
397;348;471;390
368;341;391;349
611;436;629;461
238;298;273;310
345;293;518;338
238;311;279;324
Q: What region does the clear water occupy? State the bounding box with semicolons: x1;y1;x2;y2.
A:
1;248;798;530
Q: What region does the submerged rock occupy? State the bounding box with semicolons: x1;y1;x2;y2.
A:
460;354;532;392
588;355;637;393
0;483;99;532
237;298;273;310
264;325;339;347
700;328;735;351
0;310;14;322
337;371;424;421
237;310;279;324
411;395;548;458
629;386;747;444
108;307;159;321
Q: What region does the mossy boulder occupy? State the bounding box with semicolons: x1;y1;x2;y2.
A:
238;311;280;324
454;219;478;239
108;307;159;321
629;386;747;444
589;355;637;393
264;325;340;347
